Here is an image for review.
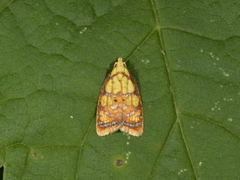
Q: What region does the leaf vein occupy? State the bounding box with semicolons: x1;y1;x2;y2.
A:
126;28;156;60
182;112;240;140
148;0;198;179
74;116;95;180
147;121;177;180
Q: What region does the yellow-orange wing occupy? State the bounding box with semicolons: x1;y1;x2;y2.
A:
96;74;122;136
96;58;143;136
120;75;143;136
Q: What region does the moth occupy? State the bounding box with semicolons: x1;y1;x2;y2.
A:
96;58;143;136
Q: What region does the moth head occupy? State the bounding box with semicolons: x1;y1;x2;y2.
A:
111;57;129;75
114;57;126;67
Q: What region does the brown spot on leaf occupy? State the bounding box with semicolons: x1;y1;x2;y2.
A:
32;151;38;158
115;159;124;167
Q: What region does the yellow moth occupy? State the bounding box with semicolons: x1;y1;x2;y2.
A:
96;58;143;136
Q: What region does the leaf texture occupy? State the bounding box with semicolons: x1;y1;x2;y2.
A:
0;0;240;179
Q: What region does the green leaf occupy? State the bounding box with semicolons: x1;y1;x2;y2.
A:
0;0;240;179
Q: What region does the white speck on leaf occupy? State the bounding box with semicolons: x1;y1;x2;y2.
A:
178;168;188;175
223;72;229;77
125;151;131;161
209;52;214;58
141;59;150;64
200;49;204;53
70;115;74;119
227;118;233;122
208;51;220;62
211;101;221;111
79;27;87;34
199;161;203;166
218;67;230;77
161;50;166;55
223;97;233;102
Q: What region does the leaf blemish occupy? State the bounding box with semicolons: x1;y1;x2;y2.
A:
31;151;40;159
177;168;188;175
31;150;44;159
218;67;230;77
115;159;125;167
79;27;87;34
211;101;221;111
202;50;221;67
161;50;166;55
227;118;233;122
209;52;214;58
141;59;150;64
223;97;233;102
125;151;131;160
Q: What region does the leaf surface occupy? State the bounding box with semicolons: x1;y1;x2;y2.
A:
0;0;240;179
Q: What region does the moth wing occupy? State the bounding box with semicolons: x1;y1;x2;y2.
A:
120;77;144;136
96;76;121;136
96;58;144;136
